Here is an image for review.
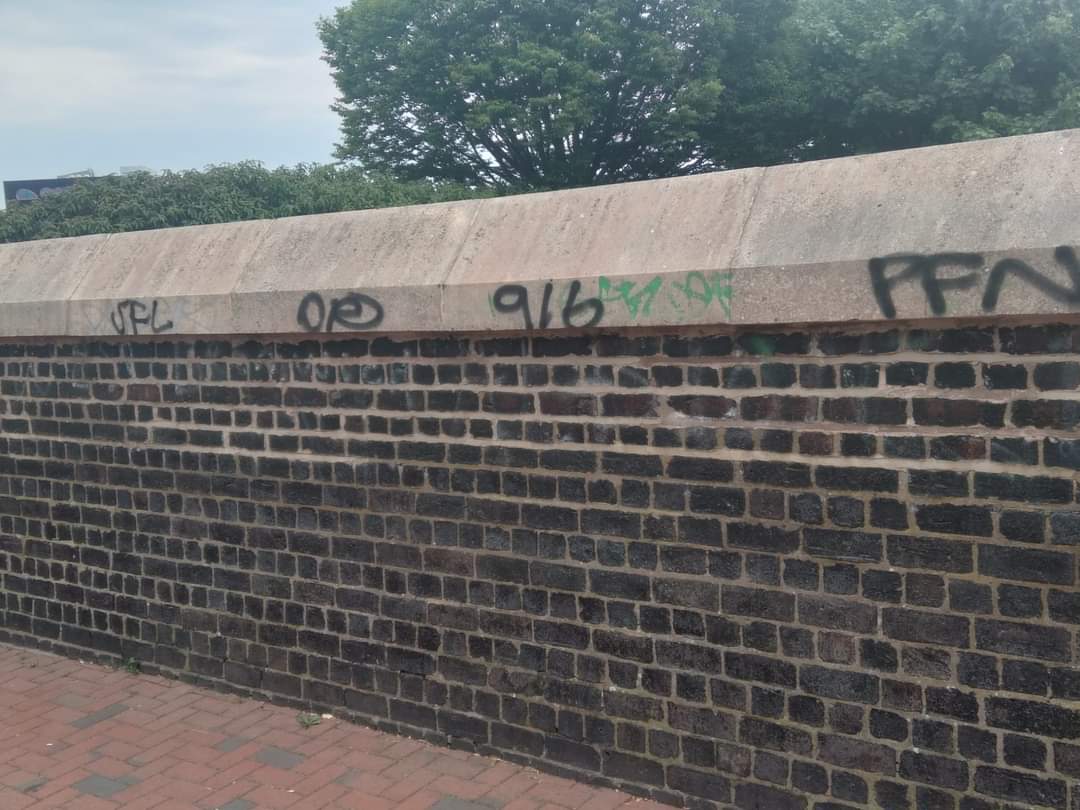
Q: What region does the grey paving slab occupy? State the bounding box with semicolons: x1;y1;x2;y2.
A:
14;776;47;793
255;745;304;770
72;774;130;798
215;735;250;753
431;798;505;810
70;702;128;729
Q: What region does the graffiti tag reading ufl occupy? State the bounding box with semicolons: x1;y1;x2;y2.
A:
110;299;174;336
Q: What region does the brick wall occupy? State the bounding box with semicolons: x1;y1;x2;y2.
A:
1;323;1079;809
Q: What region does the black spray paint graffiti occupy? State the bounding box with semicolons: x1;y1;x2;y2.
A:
110;299;174;335
493;281;604;329
870;246;1080;318
297;292;384;332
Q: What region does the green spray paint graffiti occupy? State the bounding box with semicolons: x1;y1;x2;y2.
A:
598;271;734;321
597;276;663;319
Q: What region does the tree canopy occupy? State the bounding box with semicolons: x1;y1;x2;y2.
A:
0;163;484;244
794;0;1080;160
318;0;801;186
320;0;1080;187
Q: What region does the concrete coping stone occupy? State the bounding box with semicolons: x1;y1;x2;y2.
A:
1;129;1079;338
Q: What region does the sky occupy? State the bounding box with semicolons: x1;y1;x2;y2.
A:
0;0;344;203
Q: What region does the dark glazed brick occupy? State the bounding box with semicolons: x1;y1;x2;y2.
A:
930;435;985;461
1043;438;1080;475
883;608;969;648
886;535;972;573
915;505;992;537
885;436;925;459
668;395;734;419
983;364;1027;390
887;363;929;386
1034;362;1080;391
1050;512;1080;544
1011;399;1080;431
999;325;1078;354
841;363;880;388
986;696;1080;739
818;734;896;775
1003;734;1046;769
596;336;659;356
1000;511;1045;543
723;366;757;389
804;529;882;563
663;335;732;358
914;399;1005;428
733;782;807;810
934;363;976;389
974;472;1072;504
899;751;968;791
949;581;992;614
819;330;899;355
815;466;898;493
975;618;1071;662
667;766;732;802
823;397;907;425
841;433;876;457
991;437;1038;466
800;667;879;704
908;328;994;353
909;470;967;497
973;766;1066;808
740;395;818;422
799;365;836;388
979;545;1074;586
737;333;810;356
533;337;591;357
744;461;810;488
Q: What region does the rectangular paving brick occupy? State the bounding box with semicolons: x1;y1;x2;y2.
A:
0;645;659;810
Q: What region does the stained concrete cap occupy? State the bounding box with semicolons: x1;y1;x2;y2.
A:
442;168;761;285
0;129;1078;338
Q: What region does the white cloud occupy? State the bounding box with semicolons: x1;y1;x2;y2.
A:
0;1;339;126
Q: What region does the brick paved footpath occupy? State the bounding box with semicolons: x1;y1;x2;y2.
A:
0;644;666;810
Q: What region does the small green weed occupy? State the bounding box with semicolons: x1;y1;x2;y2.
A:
297;712;322;729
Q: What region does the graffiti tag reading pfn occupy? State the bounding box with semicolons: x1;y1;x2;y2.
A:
297;292;385;332
870;247;1080;318
110;300;174;336
492;282;604;329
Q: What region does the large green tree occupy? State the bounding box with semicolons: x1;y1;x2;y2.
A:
794;0;1080;159
320;0;1080;187
0;163;483;244
318;0;801;187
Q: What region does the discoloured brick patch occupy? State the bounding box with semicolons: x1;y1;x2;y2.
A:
72;774;136;798
431;798;504;810
0;645;660;809
70;703;128;729
254;746;304;770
